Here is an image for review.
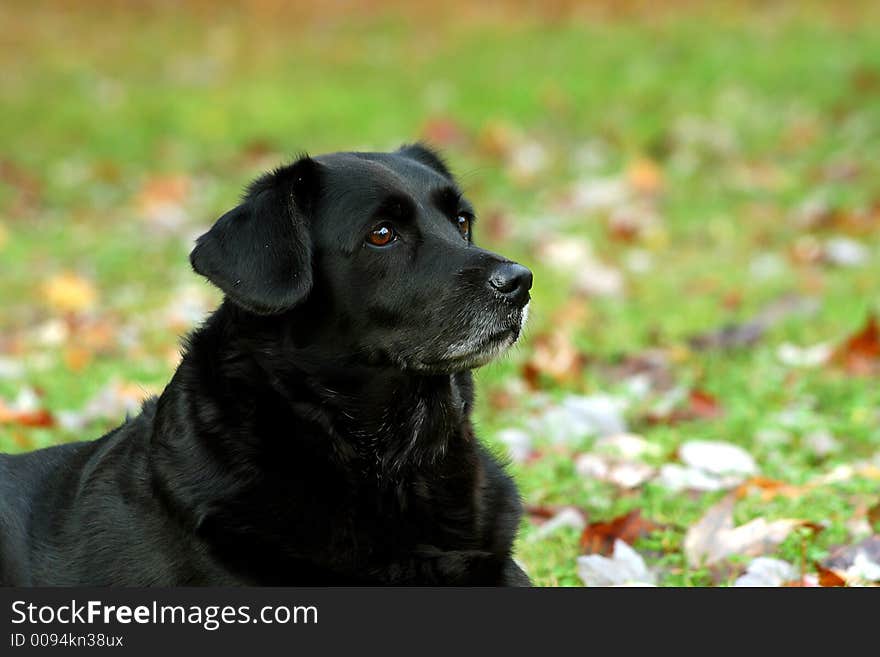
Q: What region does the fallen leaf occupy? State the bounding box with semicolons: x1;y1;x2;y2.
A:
573;260;625;298
0;356;25;379
476;120;516;159
0;387;55;428
525;505;565;523
0;158;42;216
568;176;629;213
507;139;549;181
831;314;880;376
521;332;587;389
594;433;661;460
598;349;676;395
56;379;157;432
679;440;757;478
63;346;93;372
530;394;628;443
685;493;807;567
688;293;819;351
776;342;833;368
824;237;868;267
815;563;847;587
656;463;732;492
495;428;532;463
577;539;656;586
42;273;98;313
869;501;880;531
646;388;723;425
536;235;593;272
734;557;797;587
135;174;192;231
626;157;663;196
824;536;880;579
529;507;587;541
420;116;467;147
575;453;655;490
579;509;662;556
741;475;813;501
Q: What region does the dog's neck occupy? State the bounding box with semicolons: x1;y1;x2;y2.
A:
171;301;472;470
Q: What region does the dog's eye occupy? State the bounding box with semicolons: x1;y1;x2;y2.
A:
456;213;471;240
367;222;397;247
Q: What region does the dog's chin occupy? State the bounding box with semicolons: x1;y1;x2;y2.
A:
411;303;529;374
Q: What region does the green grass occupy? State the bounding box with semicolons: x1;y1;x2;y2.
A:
2;2;879;586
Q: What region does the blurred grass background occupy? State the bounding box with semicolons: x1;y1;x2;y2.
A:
2;0;880;585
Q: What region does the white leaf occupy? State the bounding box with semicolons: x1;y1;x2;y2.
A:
824;237;868;267
573;261;625;299
531;507;586;541
685;493;804;567
577;539;656;586
734;557;796;587
847;553;880;583
495;428;532;463
531;394;628;443
776;342;832;368
680;440;757;477
594;433;659;460
655;463;727;492
575;453;655;490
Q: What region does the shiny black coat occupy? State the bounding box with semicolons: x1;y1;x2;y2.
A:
0;145;531;586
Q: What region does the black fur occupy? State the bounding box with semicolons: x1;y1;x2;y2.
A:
0;144;533;586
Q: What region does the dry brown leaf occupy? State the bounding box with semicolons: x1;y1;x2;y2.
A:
419;116;467;147
62;346;93;372
579;509;662;556
476;120;516;159
742;476;812;501
646;388;723;425
522;331;587;389
685;493;807;567
521;300;592;389
815;563;847;587
136;174;190;212
0;401;54;428
869;501;880;531
831;314;880;376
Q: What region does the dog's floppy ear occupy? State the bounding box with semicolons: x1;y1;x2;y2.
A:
190;156;321;314
397;142;454;180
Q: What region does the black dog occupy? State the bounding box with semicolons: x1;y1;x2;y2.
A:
0;145;533;586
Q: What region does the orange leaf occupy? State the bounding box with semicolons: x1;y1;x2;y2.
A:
42;273;98;313
63;346;93;372
832;314;880;375
0;402;55;428
647;388;724;425
815;563;847;587
626;157;663;195
420;116;467;148
869;501;880;530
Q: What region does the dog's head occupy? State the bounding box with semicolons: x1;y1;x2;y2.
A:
191;144;532;374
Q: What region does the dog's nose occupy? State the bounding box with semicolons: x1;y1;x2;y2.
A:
488;262;533;307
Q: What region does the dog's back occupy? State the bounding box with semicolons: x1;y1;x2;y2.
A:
0;441;95;585
0;401;160;586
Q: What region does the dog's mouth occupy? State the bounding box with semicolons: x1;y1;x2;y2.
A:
417;302;529;372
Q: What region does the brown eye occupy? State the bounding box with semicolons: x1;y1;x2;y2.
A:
456;213;470;239
367;222;396;246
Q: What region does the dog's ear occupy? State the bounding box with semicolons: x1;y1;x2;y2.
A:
397;142;453;180
190;156;321;315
